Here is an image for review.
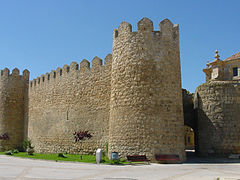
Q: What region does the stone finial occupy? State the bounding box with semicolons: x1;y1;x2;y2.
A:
206;61;210;68
214;50;220;61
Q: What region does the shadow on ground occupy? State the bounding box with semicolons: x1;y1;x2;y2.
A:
185;151;240;164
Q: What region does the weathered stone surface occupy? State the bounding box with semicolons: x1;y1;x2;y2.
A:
109;18;185;162
194;80;240;156
0;69;29;151
0;18;186;163
28;55;112;154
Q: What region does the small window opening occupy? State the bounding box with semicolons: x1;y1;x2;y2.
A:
233;67;238;76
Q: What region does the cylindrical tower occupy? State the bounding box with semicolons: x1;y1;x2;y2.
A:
109;18;186;162
194;81;240;156
0;68;29;151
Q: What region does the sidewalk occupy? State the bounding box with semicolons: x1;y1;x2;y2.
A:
0;155;240;180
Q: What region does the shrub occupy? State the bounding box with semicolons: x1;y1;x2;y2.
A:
74;131;92;142
23;139;34;155
58;153;67;158
0;132;9;140
5;150;13;155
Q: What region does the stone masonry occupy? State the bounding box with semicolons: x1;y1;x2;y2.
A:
0;18;186;162
109;18;185;161
3;17;240;162
194;51;240;156
0;68;29;150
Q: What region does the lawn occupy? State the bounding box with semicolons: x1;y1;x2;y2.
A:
0;152;112;164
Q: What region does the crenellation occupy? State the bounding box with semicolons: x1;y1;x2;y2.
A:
12;68;20;76
117;21;132;36
6;18;238;163
70;62;79;72
113;29;118;39
50;70;56;79
46;73;50;81
104;54;112;65
110;18;185;162
92;56;103;72
80;59;90;72
0;67;29;151
1;17;239;162
173;24;179;43
41;75;45;83
37;77;41;84
34;79;37;86
56;67;62;79
63;64;70;74
23;69;30;81
159;19;174;41
137;17;153;33
0;68;10;79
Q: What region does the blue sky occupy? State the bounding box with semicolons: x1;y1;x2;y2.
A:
0;0;239;92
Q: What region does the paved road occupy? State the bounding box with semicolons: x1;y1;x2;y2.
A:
0;155;240;180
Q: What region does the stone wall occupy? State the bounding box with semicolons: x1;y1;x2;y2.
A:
0;68;29;151
0;18;187;163
28;54;112;154
109;18;186;162
194;80;240;156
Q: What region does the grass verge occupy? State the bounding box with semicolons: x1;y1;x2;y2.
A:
0;152;112;164
0;152;136;164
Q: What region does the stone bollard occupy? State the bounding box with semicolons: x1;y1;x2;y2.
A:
96;148;102;164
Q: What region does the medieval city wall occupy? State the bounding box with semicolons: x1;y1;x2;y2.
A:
194;80;240;156
28;54;112;154
109;18;186;161
0;68;29;150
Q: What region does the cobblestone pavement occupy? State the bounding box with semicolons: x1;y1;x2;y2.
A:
0;155;240;180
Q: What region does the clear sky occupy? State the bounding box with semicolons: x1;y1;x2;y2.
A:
0;0;239;92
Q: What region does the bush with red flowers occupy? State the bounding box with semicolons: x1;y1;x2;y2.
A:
74;131;92;142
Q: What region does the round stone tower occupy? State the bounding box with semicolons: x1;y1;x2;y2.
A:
108;18;186;162
195;81;240;156
0;68;29;151
195;51;240;156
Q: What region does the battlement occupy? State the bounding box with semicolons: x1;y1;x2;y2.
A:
30;54;112;88
0;68;29;81
113;17;179;42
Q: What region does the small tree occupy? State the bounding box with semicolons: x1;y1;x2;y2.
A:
23;139;34;155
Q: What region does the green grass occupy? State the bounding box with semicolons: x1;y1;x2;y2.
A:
0;152;113;164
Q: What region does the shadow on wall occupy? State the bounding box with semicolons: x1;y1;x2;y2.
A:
194;93;224;157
